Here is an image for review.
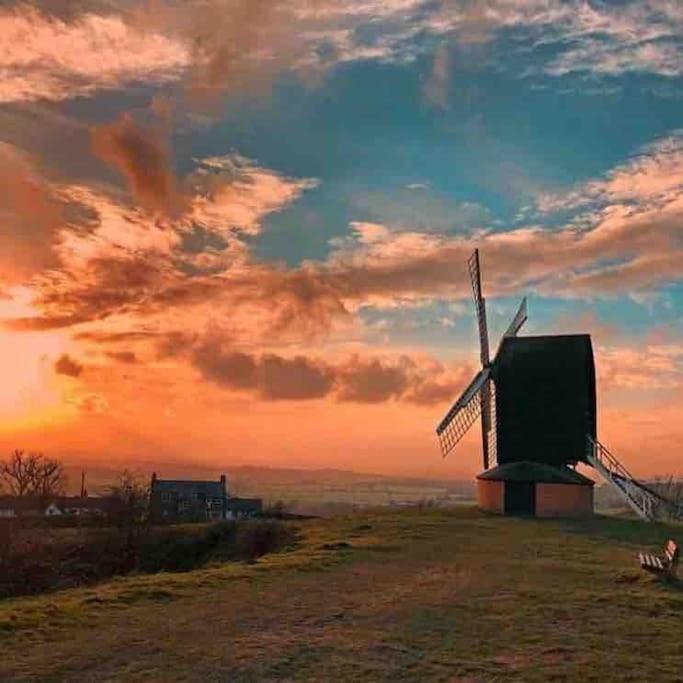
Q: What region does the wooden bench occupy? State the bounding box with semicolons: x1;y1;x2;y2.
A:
638;539;679;578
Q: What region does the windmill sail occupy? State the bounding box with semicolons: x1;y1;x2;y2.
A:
500;296;528;344
492;296;528;361
467;250;490;367
436;368;490;457
467;250;492;468
436;250;528;467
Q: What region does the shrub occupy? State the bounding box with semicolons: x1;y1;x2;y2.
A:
232;519;297;561
0;518;298;598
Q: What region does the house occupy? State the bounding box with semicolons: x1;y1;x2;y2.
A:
150;473;228;523
48;497;113;517
0;495;113;518
226;497;262;519
0;495;44;518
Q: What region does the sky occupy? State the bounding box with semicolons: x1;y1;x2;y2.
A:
0;0;681;481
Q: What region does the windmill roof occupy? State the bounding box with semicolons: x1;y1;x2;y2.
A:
477;461;594;485
495;333;593;362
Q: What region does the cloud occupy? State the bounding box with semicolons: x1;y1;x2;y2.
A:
319;131;683;304
597;343;683;391
350;187;491;235
424;43;451;108
4;131;682;388
65;391;108;414
91;115;185;216
0;143;62;284
432;0;683;79
3;0;680;109
54;353;83;378
537;133;683;212
106;350;137;364
2;153;319;335
188;155;319;237
0;4;189;103
191;340;335;400
188;335;472;404
336;355;411;403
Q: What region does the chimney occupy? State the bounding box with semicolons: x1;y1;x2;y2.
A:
220;474;227;495
151;472;157;487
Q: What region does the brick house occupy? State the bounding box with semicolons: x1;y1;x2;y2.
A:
225;497;263;519
150;473;228;523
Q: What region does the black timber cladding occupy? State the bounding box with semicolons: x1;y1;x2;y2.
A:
492;334;596;467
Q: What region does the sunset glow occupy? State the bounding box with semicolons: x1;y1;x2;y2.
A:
0;0;681;481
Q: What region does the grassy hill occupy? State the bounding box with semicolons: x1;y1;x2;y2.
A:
0;507;681;682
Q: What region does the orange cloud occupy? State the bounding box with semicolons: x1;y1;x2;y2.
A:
54;354;83;378
6;133;682;349
0;5;189;103
91;115;185;216
0;143;62;284
597;344;683;391
187;334;472;405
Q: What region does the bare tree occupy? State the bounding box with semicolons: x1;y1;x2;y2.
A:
0;450;66;498
653;475;683;520
108;471;150;560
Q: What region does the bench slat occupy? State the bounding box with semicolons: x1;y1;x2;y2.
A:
640;553;664;571
638;539;678;576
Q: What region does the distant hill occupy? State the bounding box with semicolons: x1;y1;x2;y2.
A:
62;460;474;515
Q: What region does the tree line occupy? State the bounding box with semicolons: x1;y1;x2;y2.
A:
0;449;66;498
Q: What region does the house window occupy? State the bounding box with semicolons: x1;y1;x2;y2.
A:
161;491;173;503
178;500;191;512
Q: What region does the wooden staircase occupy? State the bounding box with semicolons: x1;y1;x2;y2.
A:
585;435;681;522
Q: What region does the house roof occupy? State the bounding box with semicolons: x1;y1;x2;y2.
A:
227;497;262;512
477;461;595;485
0;495;114;512
55;496;113;510
0;495;44;512
152;479;225;498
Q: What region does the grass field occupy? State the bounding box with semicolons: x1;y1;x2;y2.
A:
0;507;681;682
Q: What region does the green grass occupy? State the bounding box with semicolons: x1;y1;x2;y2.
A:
0;507;681;682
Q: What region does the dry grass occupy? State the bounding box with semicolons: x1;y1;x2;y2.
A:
0;507;681;682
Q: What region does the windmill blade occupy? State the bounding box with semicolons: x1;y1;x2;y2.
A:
480;382;492;470
467;250;490;367
503;296;527;339
436;368;491;458
494;297;527;359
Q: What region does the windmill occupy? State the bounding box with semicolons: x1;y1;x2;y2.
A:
435;250;681;522
436;249;527;469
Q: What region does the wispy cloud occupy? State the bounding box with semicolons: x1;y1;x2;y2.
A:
0;5;189;103
4;0;680;107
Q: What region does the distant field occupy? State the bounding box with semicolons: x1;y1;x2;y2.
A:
1;507;681;682
248;480;475;516
67;462;475;516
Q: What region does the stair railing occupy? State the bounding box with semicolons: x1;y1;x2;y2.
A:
585;435;660;521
